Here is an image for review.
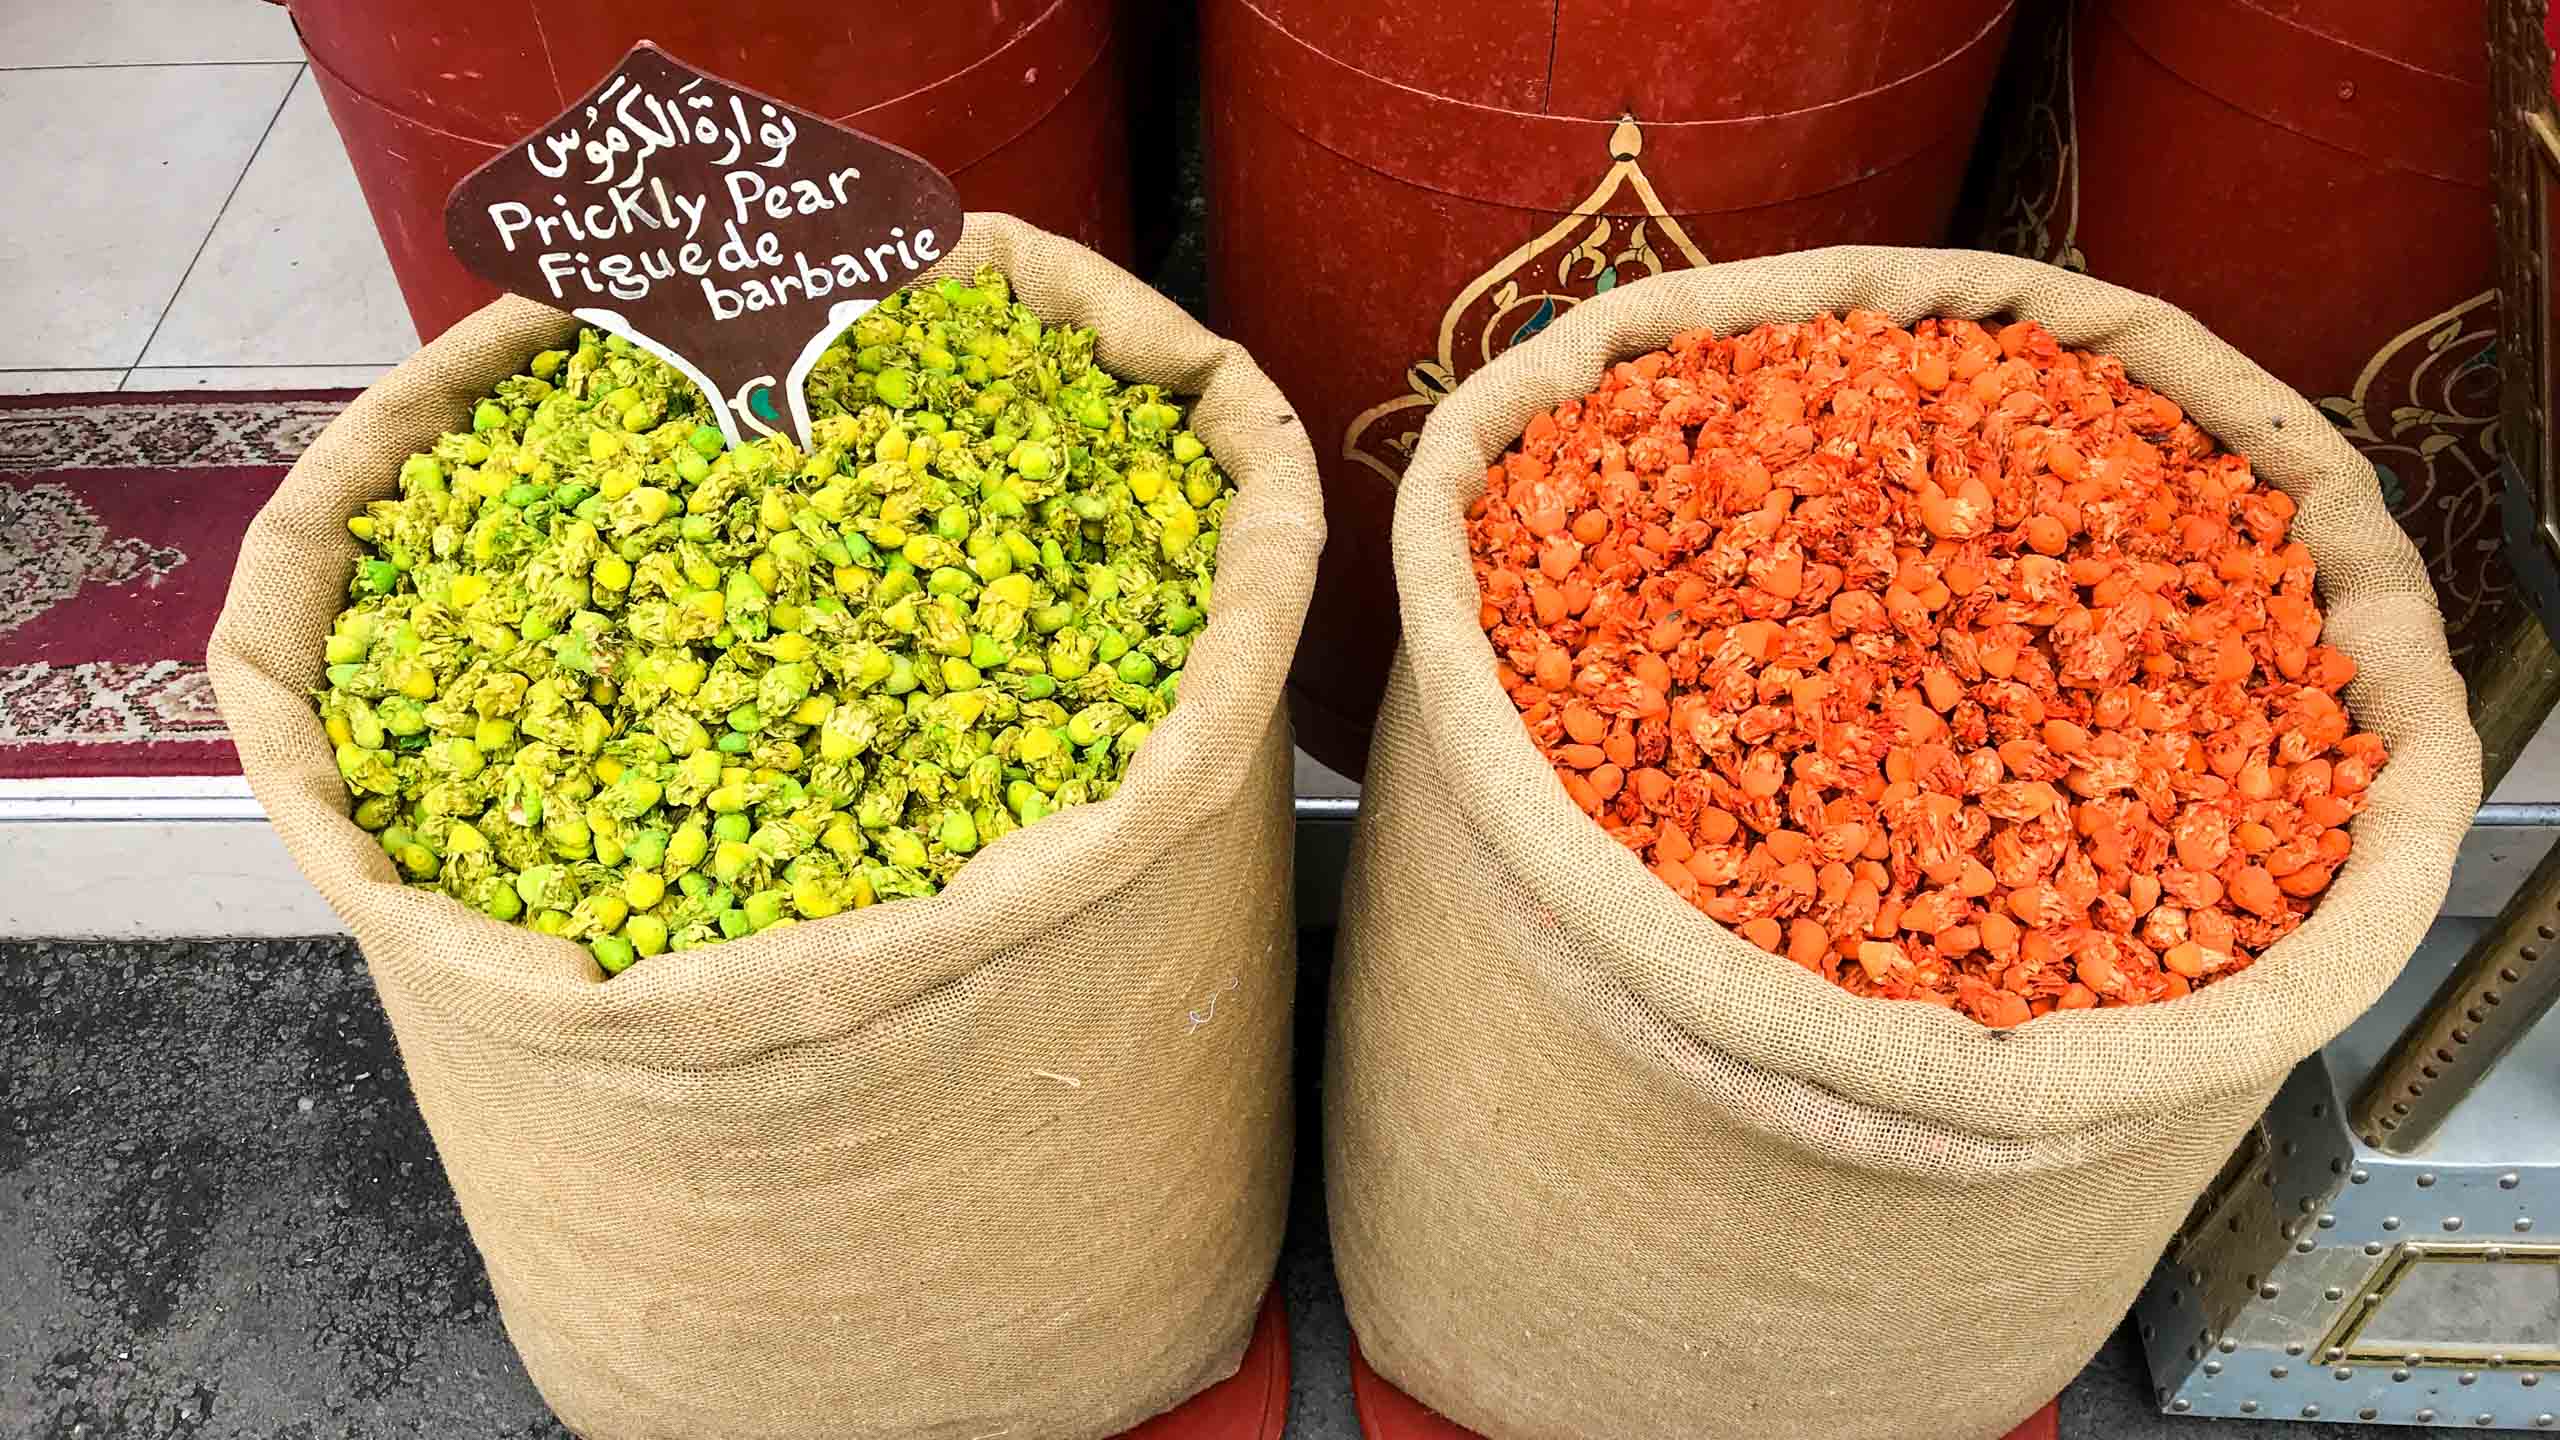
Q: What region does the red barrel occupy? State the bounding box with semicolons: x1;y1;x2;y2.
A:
288;0;1135;340
1984;0;2507;667
1205;0;2018;776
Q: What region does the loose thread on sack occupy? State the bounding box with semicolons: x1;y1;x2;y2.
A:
1032;1070;1084;1088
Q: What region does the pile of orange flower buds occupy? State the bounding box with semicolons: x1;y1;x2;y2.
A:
1467;312;2385;1026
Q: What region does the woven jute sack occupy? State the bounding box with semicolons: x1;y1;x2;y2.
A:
1329;247;2477;1440
208;215;1325;1440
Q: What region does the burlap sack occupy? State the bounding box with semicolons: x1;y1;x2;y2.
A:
1329;247;2478;1440
208;215;1325;1440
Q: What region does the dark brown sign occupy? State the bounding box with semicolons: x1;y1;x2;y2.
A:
445;41;964;450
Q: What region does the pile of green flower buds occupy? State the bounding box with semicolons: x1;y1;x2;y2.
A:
318;266;1233;973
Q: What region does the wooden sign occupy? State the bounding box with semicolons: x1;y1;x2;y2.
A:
445;41;964;450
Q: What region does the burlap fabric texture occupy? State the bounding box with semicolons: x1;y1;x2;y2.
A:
1328;247;2478;1440
209;214;1326;1440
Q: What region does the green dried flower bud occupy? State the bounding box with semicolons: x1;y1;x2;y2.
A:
317;262;1237;974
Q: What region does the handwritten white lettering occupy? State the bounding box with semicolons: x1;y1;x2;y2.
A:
487;201;536;252
483;61;943;331
527;67;799;194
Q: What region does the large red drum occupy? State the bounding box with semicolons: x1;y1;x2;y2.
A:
284;0;1136;340
1984;0;2507;668
1205;0;2019;775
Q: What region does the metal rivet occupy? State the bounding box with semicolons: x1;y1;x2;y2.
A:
2480;1416;2497;1427
2360;1409;2378;1421
2536;1413;2554;1427
2521;1218;2537;1233
2332;1157;2348;1174
2141;1322;2156;1340
2261;1283;2282;1299
2303;1404;2322;1418
2299;1196;2319;1214
2336;1367;2354;1381
2504;1174;2525;1190
2447;1217;2466;1232
2526;1374;2543;1388
2318;1213;2337;1228
2297;1238;2316;1253
2325;1286;2344;1301
2367;1242;2386;1256
2420;1409;2439;1423
2171;1398;2190;1413
2465;1372;2481;1385
2190;1268;2204;1286
2242;1400;2261;1415
2274;1365;2292;1379
2328;1348;2345;1363
2353;1169;2371;1184
2396;1369;2414;1383
2204;1360;2223;1376
2420;1173;2439;1188
2385;1216;2403;1230
2222;1338;2239;1354
2288;1343;2306;1357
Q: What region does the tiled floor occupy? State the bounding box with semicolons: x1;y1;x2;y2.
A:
0;0;416;396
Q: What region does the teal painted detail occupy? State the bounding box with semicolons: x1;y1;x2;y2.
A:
1510;297;1557;349
2373;459;2406;513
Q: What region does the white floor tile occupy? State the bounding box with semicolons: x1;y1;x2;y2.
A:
0;0;302;68
0;820;342;939
0;369;128;394
141;68;419;369
123;364;388;392
2490;707;2560;804
0;64;296;369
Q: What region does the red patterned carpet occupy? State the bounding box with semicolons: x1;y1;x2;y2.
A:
0;390;353;780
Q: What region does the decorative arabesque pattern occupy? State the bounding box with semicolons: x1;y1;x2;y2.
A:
0;396;348;754
1342;119;1712;483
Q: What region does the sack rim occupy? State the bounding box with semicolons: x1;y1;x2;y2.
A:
209;212;1326;1069
1387;244;2478;1138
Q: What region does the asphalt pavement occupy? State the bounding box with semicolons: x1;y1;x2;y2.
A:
0;936;2466;1440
